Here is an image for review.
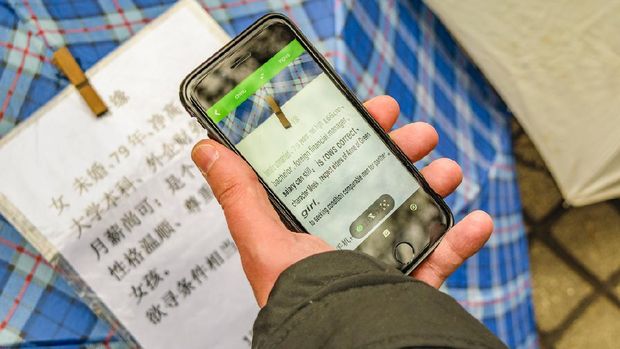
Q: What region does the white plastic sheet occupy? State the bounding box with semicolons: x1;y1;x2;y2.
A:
426;0;620;206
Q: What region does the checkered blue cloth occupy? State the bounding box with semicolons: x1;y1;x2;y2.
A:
0;0;538;348
221;51;322;144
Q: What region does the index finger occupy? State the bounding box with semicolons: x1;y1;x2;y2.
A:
364;95;400;131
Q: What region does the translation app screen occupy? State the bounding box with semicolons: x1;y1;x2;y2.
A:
206;39;423;251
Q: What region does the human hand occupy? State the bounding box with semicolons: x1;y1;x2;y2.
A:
192;95;493;307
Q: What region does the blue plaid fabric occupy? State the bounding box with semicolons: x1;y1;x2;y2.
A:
0;216;117;347
221;51;322;144
0;0;538;348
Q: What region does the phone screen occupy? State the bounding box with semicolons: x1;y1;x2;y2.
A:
189;21;449;270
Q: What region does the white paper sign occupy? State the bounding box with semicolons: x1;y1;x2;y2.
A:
0;1;258;348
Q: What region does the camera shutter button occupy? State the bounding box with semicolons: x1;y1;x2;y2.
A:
394;242;415;265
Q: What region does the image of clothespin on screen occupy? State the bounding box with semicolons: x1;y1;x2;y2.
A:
265;95;291;129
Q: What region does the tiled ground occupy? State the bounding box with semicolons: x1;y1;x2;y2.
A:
511;120;620;348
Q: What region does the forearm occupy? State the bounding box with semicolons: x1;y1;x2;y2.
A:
253;251;506;349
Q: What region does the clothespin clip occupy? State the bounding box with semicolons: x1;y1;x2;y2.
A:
266;95;291;129
52;47;108;117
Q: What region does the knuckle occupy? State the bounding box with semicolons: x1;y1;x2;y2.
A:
215;180;249;208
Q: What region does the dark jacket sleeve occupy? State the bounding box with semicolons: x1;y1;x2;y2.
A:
252;250;507;349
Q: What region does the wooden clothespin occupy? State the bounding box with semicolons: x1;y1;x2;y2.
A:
52;47;108;117
266;95;291;129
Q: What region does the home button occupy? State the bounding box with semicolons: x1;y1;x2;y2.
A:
394;242;415;265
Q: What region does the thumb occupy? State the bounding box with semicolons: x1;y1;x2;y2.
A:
191;139;286;246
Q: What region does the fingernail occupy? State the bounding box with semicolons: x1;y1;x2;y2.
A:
192;144;219;175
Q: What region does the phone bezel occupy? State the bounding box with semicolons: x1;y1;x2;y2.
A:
179;13;454;274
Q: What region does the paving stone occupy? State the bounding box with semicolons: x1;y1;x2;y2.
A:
510;117;523;136
513;132;548;170
556;297;620;349
552;203;620;279
529;240;593;332
516;163;563;221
